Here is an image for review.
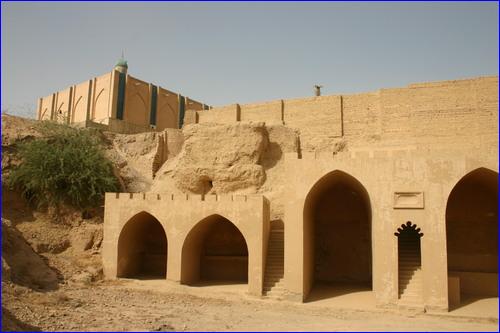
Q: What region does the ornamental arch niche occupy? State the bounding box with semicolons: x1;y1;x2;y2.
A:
303;170;372;300
394;221;424;304
446;167;498;307
117;211;167;279
180;214;249;286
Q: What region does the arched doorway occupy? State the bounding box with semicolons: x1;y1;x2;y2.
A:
303;170;372;300
395;222;424;304
181;214;248;285
446;168;498;308
117;212;167;279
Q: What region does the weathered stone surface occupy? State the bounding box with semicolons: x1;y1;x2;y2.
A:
152;122;269;194
1;219;59;290
70;224;103;252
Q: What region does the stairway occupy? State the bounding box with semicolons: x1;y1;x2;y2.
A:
398;236;423;306
263;227;285;298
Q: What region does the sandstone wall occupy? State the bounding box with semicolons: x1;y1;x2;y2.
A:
198;104;239;123
284;95;342;150
196;76;498;152
240;100;283;124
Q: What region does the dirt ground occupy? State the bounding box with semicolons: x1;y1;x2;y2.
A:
2;279;498;332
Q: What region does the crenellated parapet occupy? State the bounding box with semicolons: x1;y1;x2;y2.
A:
105;192;267;204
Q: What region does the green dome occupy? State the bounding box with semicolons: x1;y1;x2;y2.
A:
115;58;128;68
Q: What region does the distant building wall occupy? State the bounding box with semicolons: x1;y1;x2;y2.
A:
37;94;55;120
90;72;116;124
71;80;92;123
54;87;72;124
123;75;151;128
36;69;209;133
156;87;179;130
185;97;204;112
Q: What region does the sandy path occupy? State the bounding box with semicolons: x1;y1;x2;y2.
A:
3;279;498;332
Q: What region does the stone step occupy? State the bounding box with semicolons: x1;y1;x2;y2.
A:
265;276;284;280
264;285;284;292
264;281;283;286
265;266;284;270
264;285;284;291
399;294;423;300
400;285;422;291
265;266;284;271
266;256;284;259
266;265;284;269
266;260;284;264
264;280;283;286
399;266;420;270
264;228;285;295
266;265;284;270
399;273;419;279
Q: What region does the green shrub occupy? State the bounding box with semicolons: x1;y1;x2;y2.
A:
7;121;119;210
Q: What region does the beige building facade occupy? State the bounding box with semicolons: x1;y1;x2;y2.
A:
37;60;210;133
102;75;498;312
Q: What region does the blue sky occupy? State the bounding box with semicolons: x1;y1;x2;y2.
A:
1;2;498;117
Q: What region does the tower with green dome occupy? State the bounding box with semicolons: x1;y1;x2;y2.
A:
114;56;128;74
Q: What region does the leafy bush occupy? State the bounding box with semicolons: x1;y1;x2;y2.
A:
7;121;119;210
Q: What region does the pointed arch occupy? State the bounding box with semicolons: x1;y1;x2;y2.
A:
117;211;167;279
303;170;372;300
446;167;498;306
181;214;248;285
92;88;105;119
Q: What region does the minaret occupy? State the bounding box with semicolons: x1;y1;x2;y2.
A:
114;52;128;74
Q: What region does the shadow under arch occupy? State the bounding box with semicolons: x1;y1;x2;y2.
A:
446;167;498;309
303;170;372;302
181;214;249;286
117;211;167;279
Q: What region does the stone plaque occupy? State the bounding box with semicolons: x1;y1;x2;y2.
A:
393;192;424;209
